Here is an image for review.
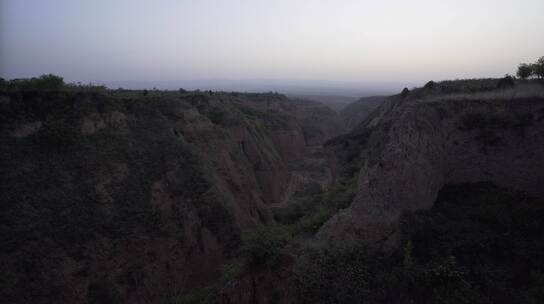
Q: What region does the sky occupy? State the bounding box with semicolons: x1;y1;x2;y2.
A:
1;0;543;86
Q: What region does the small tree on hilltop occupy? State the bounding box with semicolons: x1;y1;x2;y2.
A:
533;56;544;79
35;74;64;90
516;63;533;80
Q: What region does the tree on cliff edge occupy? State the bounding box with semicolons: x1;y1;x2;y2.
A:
516;63;533;80
533;57;544;79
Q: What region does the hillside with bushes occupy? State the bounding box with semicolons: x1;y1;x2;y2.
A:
2;76;544;303
0;77;343;303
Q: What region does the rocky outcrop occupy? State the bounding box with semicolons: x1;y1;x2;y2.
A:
319;82;544;246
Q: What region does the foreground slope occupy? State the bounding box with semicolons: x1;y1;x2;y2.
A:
0;87;339;303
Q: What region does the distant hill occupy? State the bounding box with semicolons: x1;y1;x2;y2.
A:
287;94;358;112
339;95;386;130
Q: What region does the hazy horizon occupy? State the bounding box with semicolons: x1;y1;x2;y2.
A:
1;0;544;88
100;78;414;97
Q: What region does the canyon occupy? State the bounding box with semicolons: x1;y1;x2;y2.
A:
1;78;544;303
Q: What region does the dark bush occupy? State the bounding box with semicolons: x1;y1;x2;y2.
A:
292;244;372;304
533;56;544;79
497;75;515;89
240;228;288;268
292;183;544;304
517;63;533;80
273;204;304;225
401;87;410;98
424;80;435;89
5;74;65;91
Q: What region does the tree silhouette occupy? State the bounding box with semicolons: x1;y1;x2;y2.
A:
533;56;544;79
516;63;533;80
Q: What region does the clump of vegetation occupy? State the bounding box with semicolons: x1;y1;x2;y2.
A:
295;206;334;234
270;176;357;237
534;56;544;79
497;74;515;89
166;287;217;304
206;106;235;125
517;63;533;80
291;183;544;303
458;108;534;147
0;74;65;91
240;227;289;268
426;79;505;94
424;80;435;89
517;56;544;80
401;87;410;98
292;244;372;303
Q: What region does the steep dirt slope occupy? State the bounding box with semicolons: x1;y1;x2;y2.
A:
319;81;544;246
290;98;346;145
0;88;339;303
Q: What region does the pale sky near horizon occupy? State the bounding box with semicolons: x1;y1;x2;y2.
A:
1;0;543;84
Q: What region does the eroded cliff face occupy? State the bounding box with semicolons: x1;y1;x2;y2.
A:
0;89;339;303
8;79;540;303
319;83;544;246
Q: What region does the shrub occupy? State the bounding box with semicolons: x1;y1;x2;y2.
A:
424;80;435;89
401;87;410;98
6;74;65;91
517;63;533;80
533;56;544;79
240;227;288;268
167;287;217;304
291;244;372;303
272;204;304;225
220;261;244;282
297;207;334;234
207;107;230;125
497;75;515;89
